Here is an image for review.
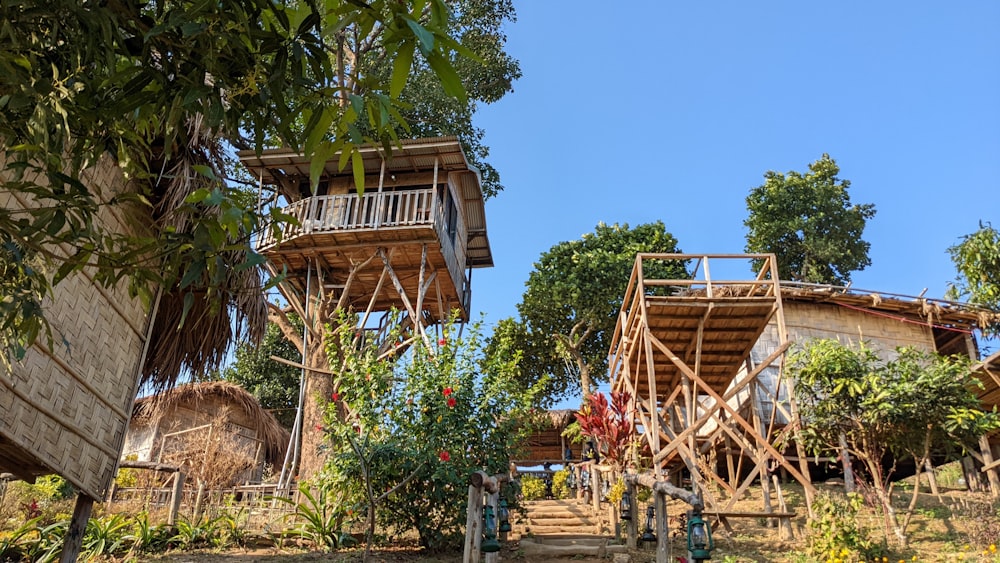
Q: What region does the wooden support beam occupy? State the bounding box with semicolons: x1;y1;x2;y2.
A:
59;494;94;563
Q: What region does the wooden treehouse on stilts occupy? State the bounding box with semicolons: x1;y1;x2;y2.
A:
238;136;493;480
240;136;492;333
609;254;815;536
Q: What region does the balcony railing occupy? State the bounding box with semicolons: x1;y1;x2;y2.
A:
258;189;436;250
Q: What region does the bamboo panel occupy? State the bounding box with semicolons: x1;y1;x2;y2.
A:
0;156;151;500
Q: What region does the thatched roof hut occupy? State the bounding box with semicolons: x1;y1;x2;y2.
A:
514;409;581;466
124;381;289;486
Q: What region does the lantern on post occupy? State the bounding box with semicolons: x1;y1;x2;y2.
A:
619;490;632;521
640;505;657;544
686;511;714;562
498;499;512;533
481;504;501;553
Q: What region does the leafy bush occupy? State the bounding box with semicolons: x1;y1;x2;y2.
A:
806;492;883;562
551;469;572;499
520;476;547;501
318;317;543;551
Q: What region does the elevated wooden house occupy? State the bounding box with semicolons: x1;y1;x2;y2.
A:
608;253;996;532
239;136;492;326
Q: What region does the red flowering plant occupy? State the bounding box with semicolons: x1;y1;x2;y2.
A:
317;312;543;551
574;390;635;469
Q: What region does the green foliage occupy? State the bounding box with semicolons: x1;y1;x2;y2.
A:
948;222;1000;333
792;340;998;463
123;511;171;555
551;469;572;500
520;475;548;501
493;221;686;403
744;154;876;284
0;0;479;365
273;482;351;551
28;475;73;502
792;339;999;545
168;514;224;551
82;513;131;559
806;492;882;562
319;316;542;551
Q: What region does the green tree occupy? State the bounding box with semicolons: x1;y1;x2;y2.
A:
948;222;1000;334
0;0;473;382
207;315;303;429
318;317;541;552
494;222;686;404
790;339;998;547
744;154;876;284
262;0;521;480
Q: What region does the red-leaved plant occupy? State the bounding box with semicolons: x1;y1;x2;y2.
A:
574;390;634;468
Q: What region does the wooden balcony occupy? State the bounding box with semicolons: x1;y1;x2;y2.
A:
258;188;472;321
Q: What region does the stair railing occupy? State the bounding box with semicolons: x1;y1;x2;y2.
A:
462;470;509;563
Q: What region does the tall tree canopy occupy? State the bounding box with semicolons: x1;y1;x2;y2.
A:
0;0;484;383
491;222;686;405
948;222;1000;331
744;154;876;284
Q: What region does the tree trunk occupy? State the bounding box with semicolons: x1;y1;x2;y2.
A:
298;344;335;481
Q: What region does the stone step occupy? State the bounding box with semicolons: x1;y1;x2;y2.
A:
518;537;628;559
528;516;598;527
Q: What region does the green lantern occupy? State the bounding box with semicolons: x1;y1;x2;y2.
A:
498;499;512;533
640;505;657;544
686;511;714;562
481;504;501;553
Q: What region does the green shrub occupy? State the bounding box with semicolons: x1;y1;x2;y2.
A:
551;469;571;499
520;476;547;501
806;492;883;562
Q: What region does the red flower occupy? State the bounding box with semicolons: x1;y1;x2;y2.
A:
331;392;340;401
439;451;451;462
438;338;447;346
447;397;457;408
443;387;453;397
315;424;323;431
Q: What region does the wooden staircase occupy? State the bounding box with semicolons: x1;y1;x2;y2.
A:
515;499;627;559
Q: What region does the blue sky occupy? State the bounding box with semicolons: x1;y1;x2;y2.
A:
469;1;1000;341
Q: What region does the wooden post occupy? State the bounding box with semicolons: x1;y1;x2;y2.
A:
772;474;794;540
59;493;94;563
576;464;584;501
168;471;186;526
591;464;600;512
625;479;638;549
979;436;1000;498
760;470;775;528
193;481;206;521
654;491;669;563
463;482;483;563
962;456;983;492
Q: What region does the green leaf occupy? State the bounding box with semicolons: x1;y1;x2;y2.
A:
404;18;435;55
390;41;415;98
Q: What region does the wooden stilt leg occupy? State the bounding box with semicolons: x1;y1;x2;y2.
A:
59;493;94;563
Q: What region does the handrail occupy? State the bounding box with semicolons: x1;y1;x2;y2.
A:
257;189;436;249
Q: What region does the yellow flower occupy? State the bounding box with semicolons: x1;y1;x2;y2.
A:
991;544;997;553
911;557;917;561
841;549;850;557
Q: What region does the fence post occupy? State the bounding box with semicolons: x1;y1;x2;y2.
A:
654;491;669;563
168;471;186;526
463;479;484;563
625;478;638;549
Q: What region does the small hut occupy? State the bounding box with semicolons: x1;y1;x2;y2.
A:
123;381;289;487
514;410;580;468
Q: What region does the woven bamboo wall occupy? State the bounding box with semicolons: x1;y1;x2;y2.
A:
0;157;152;500
732;299;937;426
